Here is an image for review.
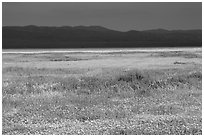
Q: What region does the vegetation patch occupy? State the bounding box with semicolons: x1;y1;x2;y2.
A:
153;51;201;58
2;66;202;135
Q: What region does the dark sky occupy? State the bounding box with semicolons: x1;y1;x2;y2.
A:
2;2;202;31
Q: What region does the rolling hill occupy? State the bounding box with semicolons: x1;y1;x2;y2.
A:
2;25;202;49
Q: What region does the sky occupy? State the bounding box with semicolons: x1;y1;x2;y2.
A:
2;2;202;31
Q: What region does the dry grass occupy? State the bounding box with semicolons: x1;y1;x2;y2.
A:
2;64;202;135
152;51;201;58
2;49;202;135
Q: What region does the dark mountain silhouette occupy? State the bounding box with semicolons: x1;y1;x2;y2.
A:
143;28;170;33
2;25;202;49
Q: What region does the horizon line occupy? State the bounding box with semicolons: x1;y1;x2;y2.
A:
2;25;202;32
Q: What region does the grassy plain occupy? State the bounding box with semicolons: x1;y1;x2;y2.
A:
2;48;202;135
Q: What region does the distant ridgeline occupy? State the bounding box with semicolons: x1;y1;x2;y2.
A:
2;25;202;49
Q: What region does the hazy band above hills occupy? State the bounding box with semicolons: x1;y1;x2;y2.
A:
2;25;202;49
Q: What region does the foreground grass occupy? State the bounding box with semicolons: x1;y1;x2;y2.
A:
2;66;202;135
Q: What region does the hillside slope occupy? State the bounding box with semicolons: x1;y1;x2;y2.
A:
2;26;202;49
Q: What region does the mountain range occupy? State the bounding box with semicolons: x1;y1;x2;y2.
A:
2;25;202;49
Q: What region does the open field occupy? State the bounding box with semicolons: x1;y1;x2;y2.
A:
2;48;202;135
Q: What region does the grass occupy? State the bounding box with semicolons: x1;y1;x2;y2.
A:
2;64;202;135
152;51;202;58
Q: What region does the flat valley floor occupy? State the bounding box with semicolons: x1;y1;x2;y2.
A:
2;48;202;135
